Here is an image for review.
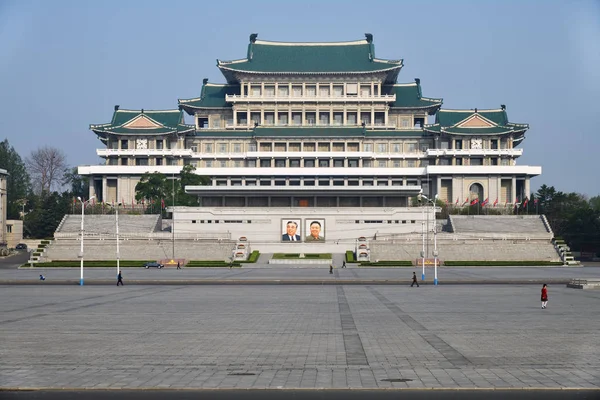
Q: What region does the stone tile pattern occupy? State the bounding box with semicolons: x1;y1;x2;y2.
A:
0;284;599;389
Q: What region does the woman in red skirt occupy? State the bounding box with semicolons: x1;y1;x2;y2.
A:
541;284;548;309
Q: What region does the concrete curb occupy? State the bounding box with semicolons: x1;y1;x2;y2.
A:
0;279;571;286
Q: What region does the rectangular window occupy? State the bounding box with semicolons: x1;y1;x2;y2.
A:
248;143;257;152
406;143;417;153
304;159;315;168
289;159;300;167
156;158;163;166
360;85;371;97
233;143;242;153
275;159;286;168
250;112;260;125
376;143;387;153
363;160;372;167
135;158;148;166
471;158;483;166
264;86;275;97
7;225;12;233
246;160;256;167
251;85;261;97
211;117;220;128
363;180;373;186
292;86;302;97
318;180;330;186
400;118;411;128
319;112;329;125
264;112;275;126
361;112;371;125
393;160;401;168
333;112;343;125
456;158;463;166
156;140;164;150
455;140;463;150
233;160;242;167
378;160;387;168
318;159;330;168
304;180;315;186
278;112;288;125
306;112;316;125
246;179;256;186
392;143;401;153
120;140;129;150
205;143;213;153
304;143;316;151
364;143;373;152
333;85;343;97
319;85;330;97
348;180;359;186
260;159;271;167
348;159;358;168
306;86;316;97
205;160;213;168
333;159;344;167
347;112;357;125
218;143;227;153
278;86;289;97
407;160;416;167
292;112;302;126
346;83;358;95
121;158;128;166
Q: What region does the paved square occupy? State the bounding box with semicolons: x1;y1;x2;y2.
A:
1;284;599;389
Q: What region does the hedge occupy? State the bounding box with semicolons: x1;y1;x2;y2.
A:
345;251;356;262
185;261;241;268
359;261;413;267
239;250;260;263
443;261;565;266
272;253;332;259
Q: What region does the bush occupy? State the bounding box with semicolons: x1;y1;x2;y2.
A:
345;251;356;262
28;260;156;268
272;253;332;259
443;261;564;266
40;240;51;245
185;260;241;268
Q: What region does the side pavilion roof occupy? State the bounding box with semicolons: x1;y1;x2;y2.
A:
383;80;442;114
424;107;528;141
217;34;403;84
90;108;194;142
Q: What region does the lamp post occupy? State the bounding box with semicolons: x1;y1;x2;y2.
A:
115;202;120;279
77;195;95;286
418;192;439;285
421;205;425;281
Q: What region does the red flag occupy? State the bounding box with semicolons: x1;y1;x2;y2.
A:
481;198;489;206
161;198;165;209
455;197;459;205
73;197;76;205
523;197;529;208
534;198;538;205
470;198;479;206
493;198;498;207
462;197;469;206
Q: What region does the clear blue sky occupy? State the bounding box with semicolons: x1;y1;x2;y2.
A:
1;0;598;197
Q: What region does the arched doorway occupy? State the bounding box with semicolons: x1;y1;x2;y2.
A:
469;183;484;202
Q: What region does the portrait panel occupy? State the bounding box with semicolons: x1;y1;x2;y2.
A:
304;219;325;243
281;219;302;242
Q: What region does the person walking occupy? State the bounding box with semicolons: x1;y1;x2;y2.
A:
117;271;124;286
342;260;346;268
541;283;548;309
411;271;419;287
177;261;181;269
329;264;333;274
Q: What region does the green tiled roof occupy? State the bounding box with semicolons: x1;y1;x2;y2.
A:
424;108;529;136
217;35;402;83
179;83;239;113
90;109;194;140
383;81;442;113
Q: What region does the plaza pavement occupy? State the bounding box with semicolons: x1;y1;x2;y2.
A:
1;280;599;391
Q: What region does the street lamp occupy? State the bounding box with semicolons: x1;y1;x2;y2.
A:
77;195;95;286
418;191;439;285
115;202;120;279
421;205;425;281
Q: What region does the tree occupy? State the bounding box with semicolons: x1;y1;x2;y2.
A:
177;164;209;206
589;195;600;212
135;172;170;205
62;167;89;199
0;139;31;219
24;191;71;238
26;146;67;194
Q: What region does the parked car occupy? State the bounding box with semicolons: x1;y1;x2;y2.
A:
15;243;27;250
143;261;163;269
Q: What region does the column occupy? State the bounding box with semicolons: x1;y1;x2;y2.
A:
525;178;531;200
371;109;375;127
102;176;107;203
436;176;441;198
511;176;517;203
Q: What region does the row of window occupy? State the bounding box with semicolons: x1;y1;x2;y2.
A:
241;83;381;98
196;142;428;153
209;178;420;187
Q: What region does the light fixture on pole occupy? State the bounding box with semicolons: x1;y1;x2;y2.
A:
421;203;425;281
115;202;120;279
77;195;95;286
417;191;439;285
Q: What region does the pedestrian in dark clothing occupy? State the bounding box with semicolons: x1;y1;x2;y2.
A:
541;283;548;309
117;271;123;286
342;261;346;268
39;274;45;281
411;271;419;287
177;261;181;269
329;264;333;274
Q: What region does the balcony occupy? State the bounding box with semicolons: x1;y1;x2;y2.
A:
97;149;194;157
426;148;523;157
225;93;396;103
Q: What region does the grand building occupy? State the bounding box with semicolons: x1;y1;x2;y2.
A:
78;34;541;244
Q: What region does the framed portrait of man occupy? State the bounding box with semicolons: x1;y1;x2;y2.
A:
281;219;301;242
304;219;325;242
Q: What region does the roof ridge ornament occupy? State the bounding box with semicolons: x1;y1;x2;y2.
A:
250;33;258;43
365;33;373;43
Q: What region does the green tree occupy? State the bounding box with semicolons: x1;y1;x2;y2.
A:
0;139;32;219
135;172;170;207
24;191;71;238
177;164;209;206
589;195;600;211
62;167;89;199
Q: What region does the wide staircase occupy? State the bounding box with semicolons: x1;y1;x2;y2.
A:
369;215;561;263
38;214;234;263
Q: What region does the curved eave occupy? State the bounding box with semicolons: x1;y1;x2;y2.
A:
217;64;402;76
91;128;179;136
425;127;528;136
